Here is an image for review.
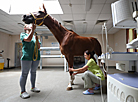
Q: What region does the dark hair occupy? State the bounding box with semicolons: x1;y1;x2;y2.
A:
84;50;97;63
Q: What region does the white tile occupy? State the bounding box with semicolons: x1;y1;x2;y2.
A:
61;5;72;14
101;4;112;13
59;14;73;20
106;0;118;4
73;14;85;20
86;13;99;21
86;25;93;33
72;5;85;14
92;0;106;4
58;0;70;5
70;0;85;5
98;14;112;20
87;4;104;13
86;20;97;26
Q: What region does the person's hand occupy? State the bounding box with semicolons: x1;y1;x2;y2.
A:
32;23;36;31
73;73;77;76
69;68;74;72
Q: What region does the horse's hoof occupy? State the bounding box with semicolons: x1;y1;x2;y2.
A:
66;87;73;91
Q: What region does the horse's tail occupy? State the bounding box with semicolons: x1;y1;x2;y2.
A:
92;38;102;57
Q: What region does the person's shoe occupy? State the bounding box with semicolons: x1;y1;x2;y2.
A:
20;92;30;99
31;87;40;93
83;89;94;95
93;86;101;90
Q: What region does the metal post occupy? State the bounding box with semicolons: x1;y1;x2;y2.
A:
40;35;43;70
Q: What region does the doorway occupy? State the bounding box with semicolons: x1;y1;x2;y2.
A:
14;42;22;67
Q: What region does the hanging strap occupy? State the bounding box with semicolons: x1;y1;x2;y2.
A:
33;32;38;61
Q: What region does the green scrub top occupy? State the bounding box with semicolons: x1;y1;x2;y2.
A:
86;58;105;80
20;32;41;61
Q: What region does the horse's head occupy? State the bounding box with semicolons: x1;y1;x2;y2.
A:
22;4;48;26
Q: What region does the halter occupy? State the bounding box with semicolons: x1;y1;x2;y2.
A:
30;13;49;26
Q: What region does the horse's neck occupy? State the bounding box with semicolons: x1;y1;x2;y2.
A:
43;15;67;44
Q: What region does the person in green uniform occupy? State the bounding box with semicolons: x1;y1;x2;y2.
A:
19;23;41;99
69;50;105;95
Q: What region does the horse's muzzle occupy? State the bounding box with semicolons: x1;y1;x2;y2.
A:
22;14;34;24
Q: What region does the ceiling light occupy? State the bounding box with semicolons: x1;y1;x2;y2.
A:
43;0;63;14
0;0;63;15
85;0;92;11
83;22;87;33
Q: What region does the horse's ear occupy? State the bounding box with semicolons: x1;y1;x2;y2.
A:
43;4;47;13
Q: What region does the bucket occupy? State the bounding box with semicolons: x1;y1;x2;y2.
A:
0;63;4;70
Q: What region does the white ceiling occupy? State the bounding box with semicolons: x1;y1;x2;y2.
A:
0;0;120;35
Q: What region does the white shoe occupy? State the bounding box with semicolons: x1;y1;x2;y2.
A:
20;92;30;99
31;87;40;93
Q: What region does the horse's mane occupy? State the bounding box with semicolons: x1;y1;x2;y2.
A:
49;15;79;36
50;16;63;30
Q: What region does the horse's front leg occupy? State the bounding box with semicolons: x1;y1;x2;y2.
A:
66;55;75;90
67;71;75;90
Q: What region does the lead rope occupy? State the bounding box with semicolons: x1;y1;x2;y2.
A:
33;32;38;61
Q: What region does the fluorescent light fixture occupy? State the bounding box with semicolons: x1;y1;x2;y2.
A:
43;0;63;14
83;22;87;33
0;0;63;15
85;0;92;11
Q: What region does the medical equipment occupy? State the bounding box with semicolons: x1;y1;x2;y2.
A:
108;73;138;102
98;22;113;102
100;23;114;73
126;9;138;49
100;32;138;102
100;43;138;102
111;0;137;28
104;0;138;102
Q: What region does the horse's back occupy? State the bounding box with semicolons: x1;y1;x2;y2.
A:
89;37;102;56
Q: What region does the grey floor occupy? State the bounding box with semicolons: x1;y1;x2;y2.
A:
0;67;123;102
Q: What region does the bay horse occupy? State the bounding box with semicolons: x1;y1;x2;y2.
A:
22;4;102;90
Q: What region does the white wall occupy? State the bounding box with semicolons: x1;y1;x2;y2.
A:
113;29;126;52
0;31;20;67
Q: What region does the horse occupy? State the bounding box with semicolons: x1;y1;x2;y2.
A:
22;4;102;90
